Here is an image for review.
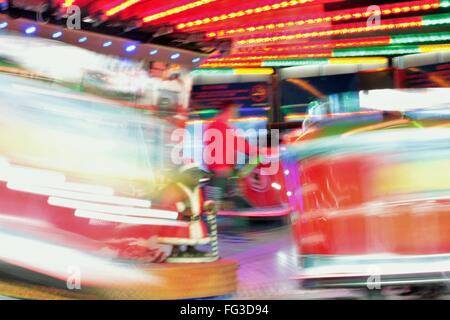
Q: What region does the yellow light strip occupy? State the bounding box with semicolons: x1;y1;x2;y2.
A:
289;40;388;50
201;62;263;68
328;57;388;64
237;20;422;45
63;0;76;7
233;68;274;75
285;114;308;120
204;1;439;37
419;43;450;52
238;39;390;53
176;0;315;29
201;57;388;68
187;117;268;125
207;53;331;62
231;116;268;123
106;0;142;16
143;0;217;23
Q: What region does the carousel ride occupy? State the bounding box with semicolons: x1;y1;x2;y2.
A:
285;92;450;298
0;31;238;300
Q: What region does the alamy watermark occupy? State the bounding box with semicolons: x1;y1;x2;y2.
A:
366;5;381;27
66;265;81;290
366;265;382;290
171;127;280;176
36;4;81;30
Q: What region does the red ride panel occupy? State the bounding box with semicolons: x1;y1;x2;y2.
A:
0;181;197;258
294;154;450;256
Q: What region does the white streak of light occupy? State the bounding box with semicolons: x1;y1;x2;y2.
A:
272;182;282;190
0;157;9;168
48;197;177;220
45;181;114;195
0;160;113;195
8;183;151;208
0;166;65;184
74;209;188;227
0;231;160;286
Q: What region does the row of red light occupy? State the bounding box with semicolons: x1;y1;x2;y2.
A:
106;0;142;16
60;0;437;33
200;62;264;67
207;50;333;62
202;0;440;38
58;0;441;32
235;36;392;54
175;0;317;29
236;16;423;46
143;0;218;23
201;43;450;68
62;0;312;22
95;0;219;20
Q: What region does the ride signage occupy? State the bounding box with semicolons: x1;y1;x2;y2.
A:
402;62;450;88
191;82;270;110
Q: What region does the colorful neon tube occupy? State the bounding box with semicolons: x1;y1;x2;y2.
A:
106;0;143;16
237;32;450;54
200;42;450;67
199;57;387;68
175;0;317;29
203;0;442;38
236;14;450;46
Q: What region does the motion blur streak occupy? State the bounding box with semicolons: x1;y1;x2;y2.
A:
47;197;177;219
74;209;189;227
290;122;450;289
8;182;152;208
0;228;161;287
37;181;114;196
0;165;66;185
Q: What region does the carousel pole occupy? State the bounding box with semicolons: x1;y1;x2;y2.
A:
204;200;219;260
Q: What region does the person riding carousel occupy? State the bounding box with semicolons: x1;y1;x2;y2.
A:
202;101;261;209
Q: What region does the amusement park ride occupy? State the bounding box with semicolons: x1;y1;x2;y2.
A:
0;23;240;297
0;0;449;300
283;93;450;297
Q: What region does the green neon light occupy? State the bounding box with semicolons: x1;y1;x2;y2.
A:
191;109;219;115
333;45;420;57
262;59;328;67
440;0;450;8
191;68;234;75
423;13;450;26
391;32;450;44
281;104;309;109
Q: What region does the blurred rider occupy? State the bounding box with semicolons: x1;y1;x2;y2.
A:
203;101;258;207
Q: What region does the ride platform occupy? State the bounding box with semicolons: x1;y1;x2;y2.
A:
0;259;238;300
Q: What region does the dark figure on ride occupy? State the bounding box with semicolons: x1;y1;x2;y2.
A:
203;101;259;210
